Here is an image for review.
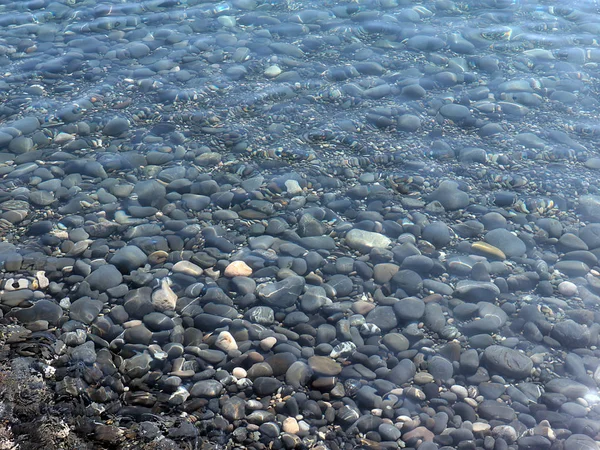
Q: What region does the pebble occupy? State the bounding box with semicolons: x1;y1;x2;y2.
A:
428;180;470;210
151;279;177;311
224;260;253;277
484;346;533;379
257;276;304;308
215;331;238;352
484;229;526;258
345;229;391;253
110;246;147;274
85;265;123;292
558;281;578;296
282;417;300;434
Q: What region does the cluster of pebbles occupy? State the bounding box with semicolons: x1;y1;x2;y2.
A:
2;0;600;449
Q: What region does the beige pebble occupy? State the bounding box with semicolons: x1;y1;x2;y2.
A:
450;385;469;399
260;336;277;351
282;417;299;434
224;260;252;277
232;367;247;379
172;260;203;276
123;319;143;328
465;398;478;408
215;331;238;352
472;423;491;433
264;65;282;78
36;271;49;289
152;278;177;311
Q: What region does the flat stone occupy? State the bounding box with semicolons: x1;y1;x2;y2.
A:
308;356;341;376
422;221;451;248
373;263;400;284
393;297;425;321
9;299;63;325
103;117;130;136
565;434;600;450
286;361;312;389
143;312;175;331
70;298;103;324
484;229;526;258
555;260;589;277
471;242;506;260
386;359;416;386
222;396;246;420
478;399;516;422
366;306;398;331
172;260;203;276
551;320;591;348
253;377;282;396
428;356;454;382
578;195;600;222
382;333;409;352
455;280;500;302
345;229;391;253
484;345;533;379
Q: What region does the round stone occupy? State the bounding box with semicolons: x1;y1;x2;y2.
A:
282;418;300;434
558;281;578;296
103;117;130;136
428;180;469;210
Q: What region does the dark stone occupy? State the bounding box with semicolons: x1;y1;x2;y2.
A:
484;345;533;379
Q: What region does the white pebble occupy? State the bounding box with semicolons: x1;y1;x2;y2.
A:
558;281;578;296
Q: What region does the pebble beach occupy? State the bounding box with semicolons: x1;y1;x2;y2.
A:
2;0;600;449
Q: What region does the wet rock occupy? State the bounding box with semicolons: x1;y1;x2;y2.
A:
345;229;391;253
428;180;469;210
190;380;224;398
110;246;147;273
484;346;533;379
9;299;63;325
308;356;341;376
484;229;526;258
551;320;591;348
257;276;304;308
152;279;177;311
103;117;130;136
86;264;123;292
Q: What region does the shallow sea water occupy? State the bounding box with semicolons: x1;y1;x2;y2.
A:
3;0;600;449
